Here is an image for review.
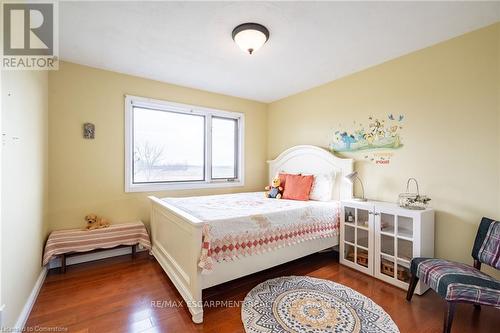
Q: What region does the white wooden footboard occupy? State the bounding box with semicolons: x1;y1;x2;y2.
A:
148;196;204;323
149;195;340;324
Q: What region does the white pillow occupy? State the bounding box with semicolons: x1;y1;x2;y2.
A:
309;172;336;201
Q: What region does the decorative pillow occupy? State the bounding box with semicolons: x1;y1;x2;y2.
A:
309;172;336;201
283;174;314;201
278;173;289;189
277;172;300;190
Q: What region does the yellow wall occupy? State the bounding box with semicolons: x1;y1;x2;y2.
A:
1;70;49;327
268;23;500;276
48;62;268;230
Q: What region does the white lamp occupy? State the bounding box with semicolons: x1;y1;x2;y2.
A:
232;23;270;55
345;171;367;201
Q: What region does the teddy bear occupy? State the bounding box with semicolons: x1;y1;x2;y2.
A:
265;176;283;199
85;214;111;230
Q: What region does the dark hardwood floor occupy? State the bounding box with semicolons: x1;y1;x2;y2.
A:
27;252;498;333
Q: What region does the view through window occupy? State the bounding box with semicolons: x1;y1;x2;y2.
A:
126;96;243;191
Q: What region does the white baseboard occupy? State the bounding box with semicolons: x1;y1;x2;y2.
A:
14;267;47;330
48;245;146;269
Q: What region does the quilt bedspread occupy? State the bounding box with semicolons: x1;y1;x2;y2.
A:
163;192;339;273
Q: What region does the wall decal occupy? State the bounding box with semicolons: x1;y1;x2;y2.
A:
330;114;405;164
368;151;394;165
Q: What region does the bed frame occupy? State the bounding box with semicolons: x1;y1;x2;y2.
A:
148;145;353;323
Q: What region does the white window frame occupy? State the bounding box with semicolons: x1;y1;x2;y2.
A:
125;95;245;192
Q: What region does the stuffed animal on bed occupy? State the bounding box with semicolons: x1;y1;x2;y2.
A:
85;214;111;230
265;176;283;199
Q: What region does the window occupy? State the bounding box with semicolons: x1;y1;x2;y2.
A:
212;117;238;179
125;95;244;192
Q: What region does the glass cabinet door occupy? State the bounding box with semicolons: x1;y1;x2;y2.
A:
396;216;413;283
342;205;372;274
376;211;413;284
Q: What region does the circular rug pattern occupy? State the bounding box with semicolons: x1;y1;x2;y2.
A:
241;276;399;333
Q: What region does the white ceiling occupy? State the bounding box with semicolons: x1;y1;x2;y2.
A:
60;1;500;103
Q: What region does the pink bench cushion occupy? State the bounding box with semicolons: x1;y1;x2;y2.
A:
43;221;151;265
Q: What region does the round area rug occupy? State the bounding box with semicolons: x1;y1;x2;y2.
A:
241;276;399;333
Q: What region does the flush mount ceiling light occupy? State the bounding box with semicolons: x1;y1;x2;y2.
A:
232;23;270;55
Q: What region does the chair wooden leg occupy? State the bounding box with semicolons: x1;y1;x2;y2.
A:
443;302;457;333
132;244;136;258
472;260;481;311
406;274;419;301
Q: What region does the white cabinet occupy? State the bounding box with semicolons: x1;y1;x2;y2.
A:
340;200;434;295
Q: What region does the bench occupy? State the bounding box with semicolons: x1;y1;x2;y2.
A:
43;221;151;273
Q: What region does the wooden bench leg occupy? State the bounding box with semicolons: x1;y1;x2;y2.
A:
61;254;66;274
132;244;136;258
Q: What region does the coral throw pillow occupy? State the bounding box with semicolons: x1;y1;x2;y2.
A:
278;172;301;190
278;173;288;188
278;172;291;189
283;174;314;201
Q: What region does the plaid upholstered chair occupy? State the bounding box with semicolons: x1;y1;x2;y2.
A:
406;217;500;333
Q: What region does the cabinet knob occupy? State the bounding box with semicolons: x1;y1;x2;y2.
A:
374;212;380;216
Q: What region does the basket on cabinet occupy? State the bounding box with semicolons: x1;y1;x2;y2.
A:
398;178;431;210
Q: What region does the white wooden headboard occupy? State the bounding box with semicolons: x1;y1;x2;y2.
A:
267;145;353;201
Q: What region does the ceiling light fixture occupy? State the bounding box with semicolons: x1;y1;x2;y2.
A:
232;23;269;55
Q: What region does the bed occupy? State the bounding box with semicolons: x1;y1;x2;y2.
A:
148;145;353;323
